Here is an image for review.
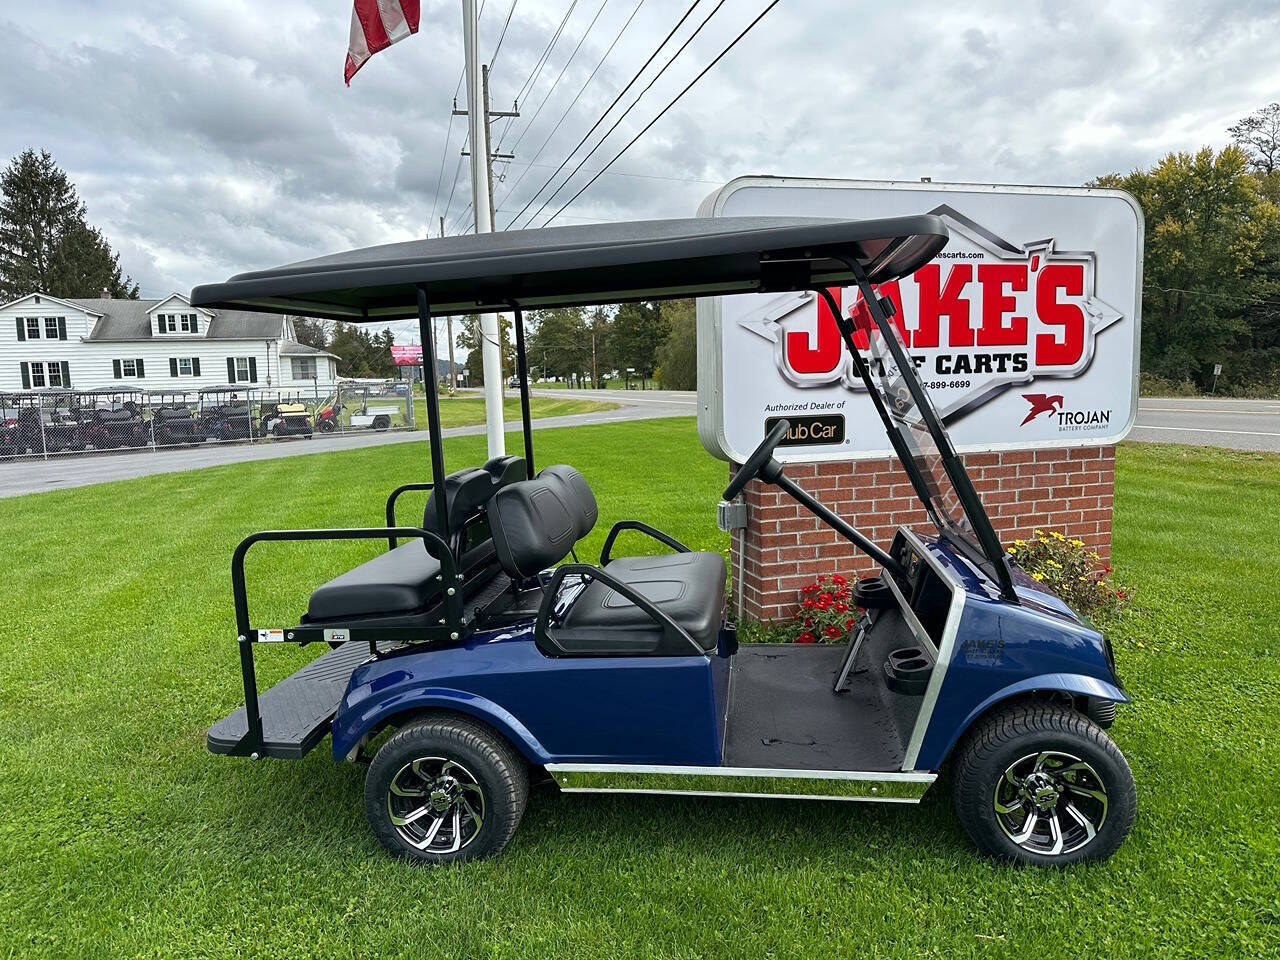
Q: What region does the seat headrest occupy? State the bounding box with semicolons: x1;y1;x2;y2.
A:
482;455;529;485
488;465;597;579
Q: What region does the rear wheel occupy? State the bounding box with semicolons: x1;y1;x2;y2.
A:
373;415;391;431
952;703;1135;865
364;717;528;864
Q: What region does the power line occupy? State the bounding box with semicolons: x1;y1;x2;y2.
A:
507;1;581;118
492;0;647;219
489;0;520;70
514;0;727;229
502;0;613;165
499;0;702;227
544;0;783;226
497;157;721;187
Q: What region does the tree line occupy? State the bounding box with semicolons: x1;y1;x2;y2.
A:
450;298;696;390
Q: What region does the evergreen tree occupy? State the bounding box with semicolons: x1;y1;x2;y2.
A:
457;313;514;386
291;316;331;349
609;301;668;383
0;148;138;300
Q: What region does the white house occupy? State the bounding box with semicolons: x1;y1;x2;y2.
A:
0;292;338;397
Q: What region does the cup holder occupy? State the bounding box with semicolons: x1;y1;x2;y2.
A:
883;645;933;695
853;576;895;610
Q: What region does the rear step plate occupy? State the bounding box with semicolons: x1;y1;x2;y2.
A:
207;641;376;759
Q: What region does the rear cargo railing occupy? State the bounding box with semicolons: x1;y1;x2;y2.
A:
229;526;462;757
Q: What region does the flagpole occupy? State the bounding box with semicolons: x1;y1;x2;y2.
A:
462;0;505;457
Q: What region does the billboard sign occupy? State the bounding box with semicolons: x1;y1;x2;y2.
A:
696;178;1144;463
390;344;422;366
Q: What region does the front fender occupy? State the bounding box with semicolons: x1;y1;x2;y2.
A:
921;672;1130;771
331;684;552;765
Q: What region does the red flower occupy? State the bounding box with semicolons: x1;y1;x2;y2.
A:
823;625;842;639
831;574;847;586
834;602;848;613
796;631;817;644
818;592;833;603
844;618;857;631
803;616;814;628
802;583;818;594
802;599;815;609
1116;590;1127;600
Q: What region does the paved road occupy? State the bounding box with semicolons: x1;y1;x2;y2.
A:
1129;396;1280;453
1;389;1273;499
0;388;696;499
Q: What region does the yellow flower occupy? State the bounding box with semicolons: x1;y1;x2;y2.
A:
1031;572;1045;581
1008;547;1017;554
1051;531;1066;540
1013;539;1027;546
1033;529;1044;535
1069;539;1085;548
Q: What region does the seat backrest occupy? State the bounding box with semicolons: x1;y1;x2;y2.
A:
421;458;528;564
488;464;597;579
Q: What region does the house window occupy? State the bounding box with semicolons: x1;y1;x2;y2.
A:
292;357;317;379
25;317;41;339
178;357;194;376
167;315;178;333
44;317;60;339
178;313;198;332
26;361;64;388
116;358;144;378
234;357;251;382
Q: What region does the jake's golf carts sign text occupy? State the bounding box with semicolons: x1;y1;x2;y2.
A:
697;178;1143;462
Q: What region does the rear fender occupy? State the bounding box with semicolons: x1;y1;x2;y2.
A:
926;672;1130;770
332;686;551;765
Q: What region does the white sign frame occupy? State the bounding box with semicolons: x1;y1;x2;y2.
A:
696;177;1144;463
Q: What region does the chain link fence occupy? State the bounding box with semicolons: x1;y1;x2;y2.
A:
0;381;415;461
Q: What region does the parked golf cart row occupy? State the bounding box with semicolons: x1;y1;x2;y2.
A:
0;382;413;459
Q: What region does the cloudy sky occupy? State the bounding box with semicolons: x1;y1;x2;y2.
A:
3;0;1277;331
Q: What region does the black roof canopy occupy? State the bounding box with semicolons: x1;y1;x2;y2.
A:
190;215;948;321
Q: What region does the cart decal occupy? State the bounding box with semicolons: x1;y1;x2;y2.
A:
256;628;285;643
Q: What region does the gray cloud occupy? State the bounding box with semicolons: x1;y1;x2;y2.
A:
2;0;1278;308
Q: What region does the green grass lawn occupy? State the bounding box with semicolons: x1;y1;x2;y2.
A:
418;392;618;428
0;422;1277;959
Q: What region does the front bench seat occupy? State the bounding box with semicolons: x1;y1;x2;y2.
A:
562;552;727;653
487;464;726;655
306;456;525;622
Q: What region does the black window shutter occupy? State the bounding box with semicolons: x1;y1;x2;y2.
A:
15;319;24;342
60;361;70;387
227;357;236;381
113;359;122;378
191;315;199;334
190;358;199;376
136;358;145;378
57;317;66;340
248;357;257;383
170;358;179;377
20;362;30;389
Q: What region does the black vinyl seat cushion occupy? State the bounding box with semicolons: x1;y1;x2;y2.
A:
307;539;441;621
560;552;727;653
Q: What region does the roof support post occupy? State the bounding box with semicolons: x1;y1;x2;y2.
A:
509;303;535;478
416;285;451;545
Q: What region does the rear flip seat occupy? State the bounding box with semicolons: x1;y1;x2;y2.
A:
305;456;525;622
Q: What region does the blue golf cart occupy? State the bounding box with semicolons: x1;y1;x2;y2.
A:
194;216;1134;866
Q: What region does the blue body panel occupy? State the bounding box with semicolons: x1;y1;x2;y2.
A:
331;623;724;765
329;533;1126;774
910;535;1126;770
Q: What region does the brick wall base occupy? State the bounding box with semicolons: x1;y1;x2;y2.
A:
732;446;1115;623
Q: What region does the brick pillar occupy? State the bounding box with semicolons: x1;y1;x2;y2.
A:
732;446;1115;623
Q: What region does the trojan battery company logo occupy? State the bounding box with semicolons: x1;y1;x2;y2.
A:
735;205;1124;425
1020;393;1064;425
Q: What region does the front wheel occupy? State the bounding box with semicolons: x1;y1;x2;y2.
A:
364;717;528;864
951;703;1135;865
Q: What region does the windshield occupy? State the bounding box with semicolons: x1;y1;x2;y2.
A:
852;299;1013;594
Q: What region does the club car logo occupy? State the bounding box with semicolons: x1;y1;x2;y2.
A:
736;205;1124;424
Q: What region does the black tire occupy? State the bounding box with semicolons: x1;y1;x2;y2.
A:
373;415;391;431
364;716;528;865
951;702;1135;866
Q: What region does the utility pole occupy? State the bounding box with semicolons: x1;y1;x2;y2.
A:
458;0;518;456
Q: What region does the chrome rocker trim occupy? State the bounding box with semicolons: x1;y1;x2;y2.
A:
545;763;937;804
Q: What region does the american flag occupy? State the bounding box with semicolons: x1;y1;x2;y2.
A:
345;0;422;85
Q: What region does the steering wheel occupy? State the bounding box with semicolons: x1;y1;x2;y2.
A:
723;419;791;500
